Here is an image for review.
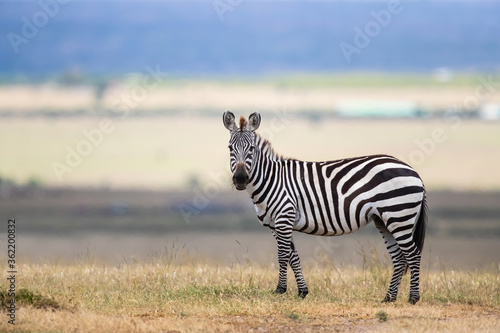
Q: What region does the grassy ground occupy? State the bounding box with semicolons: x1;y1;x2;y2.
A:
1;258;499;332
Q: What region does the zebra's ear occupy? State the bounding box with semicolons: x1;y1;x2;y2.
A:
223;110;236;131
248;111;261;132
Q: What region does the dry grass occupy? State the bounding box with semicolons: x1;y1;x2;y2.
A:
1;257;499;332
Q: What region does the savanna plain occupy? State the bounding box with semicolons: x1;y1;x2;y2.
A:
1;75;500;332
1;258;499;332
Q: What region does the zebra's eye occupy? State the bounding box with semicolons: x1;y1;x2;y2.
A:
228;145;234;152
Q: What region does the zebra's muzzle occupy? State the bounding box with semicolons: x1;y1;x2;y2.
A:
233;163;249;190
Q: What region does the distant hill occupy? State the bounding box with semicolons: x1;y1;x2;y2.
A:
1;0;499;76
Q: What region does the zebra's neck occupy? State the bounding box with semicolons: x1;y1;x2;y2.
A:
246;133;284;197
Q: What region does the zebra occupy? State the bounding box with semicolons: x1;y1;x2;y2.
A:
222;110;428;304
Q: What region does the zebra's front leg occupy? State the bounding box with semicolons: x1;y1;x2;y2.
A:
290;239;308;298
272;229;308;298
271;229;289;295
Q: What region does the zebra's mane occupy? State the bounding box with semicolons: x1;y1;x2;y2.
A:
255;132;291;161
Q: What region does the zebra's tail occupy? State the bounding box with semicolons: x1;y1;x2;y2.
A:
414;190;428;254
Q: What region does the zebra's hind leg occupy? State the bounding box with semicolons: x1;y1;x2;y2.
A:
374;217;406;303
402;246;422;304
384;216;423;304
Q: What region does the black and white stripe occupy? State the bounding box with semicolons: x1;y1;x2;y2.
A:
223;111;427;304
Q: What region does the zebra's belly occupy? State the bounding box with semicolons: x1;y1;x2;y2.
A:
252;200;374;235
293;203;371;236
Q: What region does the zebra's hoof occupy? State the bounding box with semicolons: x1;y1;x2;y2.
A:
382;295;396;303
408;295;420;305
298;288;308;299
274;286;287;294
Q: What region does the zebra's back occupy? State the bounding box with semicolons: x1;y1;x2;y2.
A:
290;155;425;236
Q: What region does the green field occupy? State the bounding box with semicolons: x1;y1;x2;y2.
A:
1;117;499;191
1;72;499;190
1;72;499;116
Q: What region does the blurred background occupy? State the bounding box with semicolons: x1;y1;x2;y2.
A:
0;0;499;269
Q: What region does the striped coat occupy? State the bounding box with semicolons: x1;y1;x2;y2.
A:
223;111;427;304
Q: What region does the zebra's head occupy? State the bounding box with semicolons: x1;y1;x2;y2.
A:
223;110;261;190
